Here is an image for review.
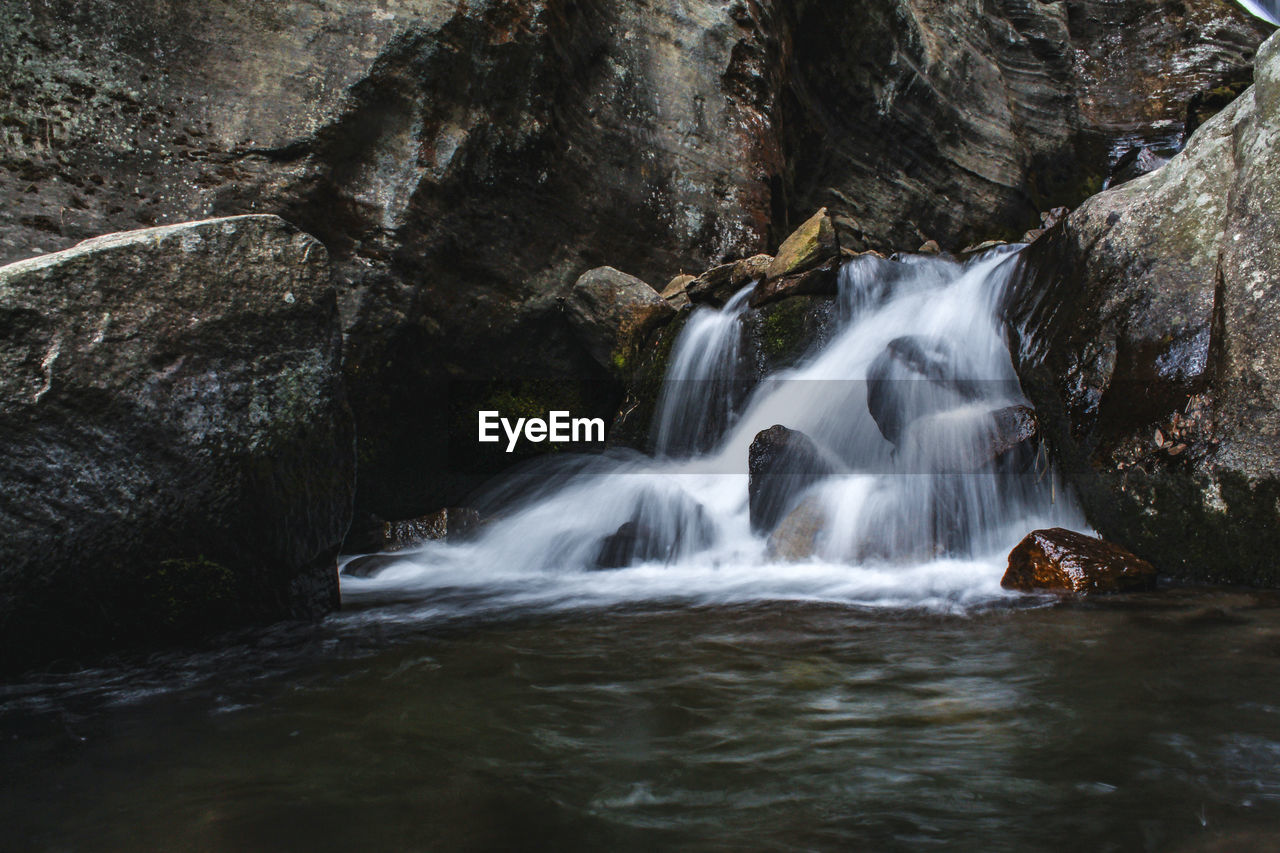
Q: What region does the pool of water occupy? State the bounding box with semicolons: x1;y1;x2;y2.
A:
5;587;1280;852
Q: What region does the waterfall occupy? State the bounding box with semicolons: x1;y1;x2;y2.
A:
1236;0;1279;25
343;248;1085;613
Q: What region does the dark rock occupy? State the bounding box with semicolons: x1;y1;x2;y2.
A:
592;495;715;569
749;425;833;534
563;266;674;379
608;309;695;451
866;336;986;446
686;263;741;308
0;216;354;669
1006;32;1280;586
1002;528;1158;594
1107;147;1171;188
748;258;841;309
741;294;840;375
783;1;1270;253
381;507;482;552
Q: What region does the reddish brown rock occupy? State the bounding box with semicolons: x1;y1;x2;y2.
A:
1002;528;1158;594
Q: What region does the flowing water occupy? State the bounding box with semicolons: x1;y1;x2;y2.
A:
5;250;1280;851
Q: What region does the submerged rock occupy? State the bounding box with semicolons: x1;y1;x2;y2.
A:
564;267;675;379
1002;528;1158;594
0;216;354;669
767;497;827;562
1007;32;1280;586
866;336;986;446
748;425;833;534
592;495;715;569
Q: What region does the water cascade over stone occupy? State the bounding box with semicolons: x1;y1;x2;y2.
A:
344;249;1085;613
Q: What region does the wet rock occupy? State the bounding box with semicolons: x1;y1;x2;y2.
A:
767;496;827;561
564;267;675;379
748;258;841;309
764;208;840;281
686;263;741;308
0;216;354;669
741;295;840;375
899;405;1039;473
1107;147;1171;188
866;336;986;446
749;425;833;534
608;309;695;451
1002;528;1158;594
592;495;715;569
917;240;942;255
380;507;482;552
1007;32;1280;586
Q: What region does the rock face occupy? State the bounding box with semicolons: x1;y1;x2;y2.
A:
0;0;1269;528
1002;528;1158;594
748;425;832;533
0;216;354;668
1008;32;1280;586
564;267;674;379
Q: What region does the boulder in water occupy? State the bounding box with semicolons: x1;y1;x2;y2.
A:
1002;528;1158;594
866;336;986;446
0;216;354;669
1006;32;1280;586
564;266;675;379
749;425;833;534
765;208;840;281
767;497;828;561
898;405;1040;472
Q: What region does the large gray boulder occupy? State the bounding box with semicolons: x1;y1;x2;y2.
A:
0;215;354;668
1007;32;1280;586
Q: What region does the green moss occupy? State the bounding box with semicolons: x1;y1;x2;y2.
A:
759;298;812;365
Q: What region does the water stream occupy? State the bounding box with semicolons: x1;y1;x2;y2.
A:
343;249;1083;617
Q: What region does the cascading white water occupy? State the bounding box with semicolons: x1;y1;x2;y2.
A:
1235;0;1279;25
343;248;1085;615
